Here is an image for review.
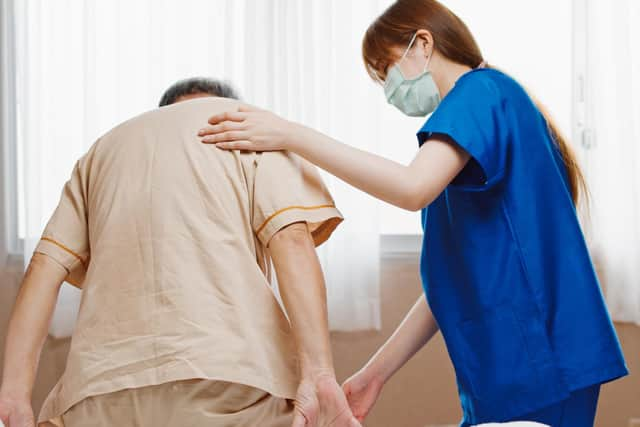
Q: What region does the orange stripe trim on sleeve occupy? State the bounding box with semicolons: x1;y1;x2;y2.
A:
40;237;87;267
256;204;336;235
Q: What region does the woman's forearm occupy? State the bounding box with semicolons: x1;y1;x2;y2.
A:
365;296;439;384
203;106;469;211
289;125;468;212
290;126;419;210
0;254;66;400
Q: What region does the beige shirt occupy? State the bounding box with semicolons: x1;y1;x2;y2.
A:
35;97;343;423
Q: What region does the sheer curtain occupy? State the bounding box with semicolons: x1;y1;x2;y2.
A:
582;0;640;324
15;0;390;336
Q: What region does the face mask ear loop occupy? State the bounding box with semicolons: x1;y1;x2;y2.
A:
386;32;419;85
400;32;419;64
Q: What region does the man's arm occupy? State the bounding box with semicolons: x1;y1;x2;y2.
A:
0;254;67;426
269;222;333;379
269;222;360;427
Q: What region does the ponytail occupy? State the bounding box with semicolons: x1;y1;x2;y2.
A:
486;64;586;205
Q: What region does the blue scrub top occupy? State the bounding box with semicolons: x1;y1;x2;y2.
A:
417;68;628;424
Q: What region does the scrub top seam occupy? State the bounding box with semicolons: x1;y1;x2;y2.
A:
499;195;544;318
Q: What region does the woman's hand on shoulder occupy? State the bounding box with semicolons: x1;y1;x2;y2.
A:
199;104;303;152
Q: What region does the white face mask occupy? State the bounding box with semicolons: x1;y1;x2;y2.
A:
384;32;441;117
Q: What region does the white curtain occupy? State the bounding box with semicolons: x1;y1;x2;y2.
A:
583;0;640;324
15;0;389;336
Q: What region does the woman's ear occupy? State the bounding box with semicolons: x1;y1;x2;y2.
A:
415;29;434;58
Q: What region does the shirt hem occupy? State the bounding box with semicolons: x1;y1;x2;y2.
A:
37;367;298;424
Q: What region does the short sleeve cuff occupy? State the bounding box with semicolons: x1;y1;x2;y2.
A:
256;205;344;247
34;237;87;273
418;129;504;188
416;71;507;189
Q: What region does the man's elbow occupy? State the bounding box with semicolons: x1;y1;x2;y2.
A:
268;222;314;251
24;253;68;285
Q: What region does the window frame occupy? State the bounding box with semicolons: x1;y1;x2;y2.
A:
380;234;422;258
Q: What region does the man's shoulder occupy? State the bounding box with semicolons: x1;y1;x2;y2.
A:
157;96;242;121
103;97;241;139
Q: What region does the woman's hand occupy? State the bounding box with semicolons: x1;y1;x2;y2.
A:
342;297;439;423
0;394;35;427
341;366;385;423
199;104;304;152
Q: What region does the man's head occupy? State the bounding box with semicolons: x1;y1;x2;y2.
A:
159;77;240;107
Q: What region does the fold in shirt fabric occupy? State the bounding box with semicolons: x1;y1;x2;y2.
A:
34;97;343;425
60;379;295;427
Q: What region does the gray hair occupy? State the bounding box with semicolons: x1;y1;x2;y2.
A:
159;77;240;106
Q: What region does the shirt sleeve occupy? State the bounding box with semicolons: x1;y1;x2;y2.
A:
33;151;93;288
417;72;508;189
252;151;343;247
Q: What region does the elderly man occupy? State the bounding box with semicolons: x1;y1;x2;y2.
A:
0;78;361;427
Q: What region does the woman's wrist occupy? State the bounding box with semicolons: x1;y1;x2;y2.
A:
363;355;394;386
285;122;316;153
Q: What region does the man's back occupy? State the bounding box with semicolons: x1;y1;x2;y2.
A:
35;98;343;422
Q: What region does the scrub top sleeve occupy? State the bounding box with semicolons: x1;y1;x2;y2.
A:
252;152;343;247
418;75;508;188
34;153;92;288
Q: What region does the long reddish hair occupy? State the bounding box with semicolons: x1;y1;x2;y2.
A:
363;0;586;205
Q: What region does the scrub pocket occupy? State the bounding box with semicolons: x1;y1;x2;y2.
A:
454;305;558;403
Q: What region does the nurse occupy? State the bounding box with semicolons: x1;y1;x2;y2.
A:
199;0;628;425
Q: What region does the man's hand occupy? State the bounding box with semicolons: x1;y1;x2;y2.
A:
0;394;35;427
292;373;362;427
